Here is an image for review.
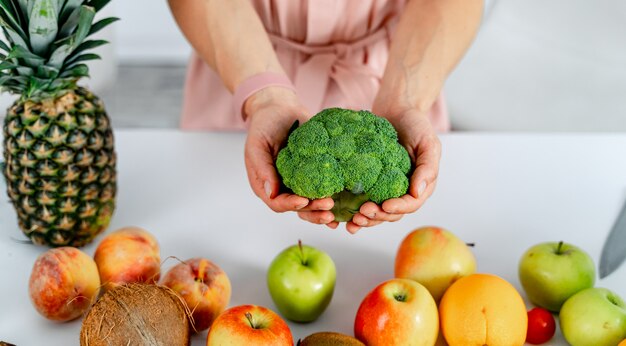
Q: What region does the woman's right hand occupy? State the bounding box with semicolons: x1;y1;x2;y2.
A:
243;87;338;228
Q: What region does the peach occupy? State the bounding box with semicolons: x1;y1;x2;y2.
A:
94;226;160;290
161;258;231;331
29;247;101;322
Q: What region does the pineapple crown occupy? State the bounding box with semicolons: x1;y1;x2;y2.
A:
0;0;118;101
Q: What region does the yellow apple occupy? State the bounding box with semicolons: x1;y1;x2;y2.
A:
395;226;476;302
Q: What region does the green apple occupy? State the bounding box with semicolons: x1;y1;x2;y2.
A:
560;287;626;346
518;241;595;312
267;240;336;322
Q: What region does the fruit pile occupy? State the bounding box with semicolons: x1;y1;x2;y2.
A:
26;224;626;345
27;226;232;345
519;241;626;345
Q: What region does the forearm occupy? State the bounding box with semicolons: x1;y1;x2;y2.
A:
167;0;285;92
376;0;483;114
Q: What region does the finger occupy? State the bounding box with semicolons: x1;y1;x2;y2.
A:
299;197;334;211
409;136;441;199
325;221;339;229
381;178;438;214
351;214;385;227
244;138;280;199
382;194;420;214
244;137;309;212
268;193;310;213
346;222;362;234
359;202;404;222
359;202;384;219
297;210;335;225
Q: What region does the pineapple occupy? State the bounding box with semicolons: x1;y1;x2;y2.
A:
0;0;118;247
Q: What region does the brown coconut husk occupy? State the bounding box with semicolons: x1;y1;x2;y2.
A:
80;283;191;346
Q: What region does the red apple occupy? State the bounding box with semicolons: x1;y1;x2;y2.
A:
161;258;231;331
395;226;476;302
354;278;439;346
29;247;101;321
94;226;161;290
206;305;293;346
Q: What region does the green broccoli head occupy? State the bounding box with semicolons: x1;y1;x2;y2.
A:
276;108;412;222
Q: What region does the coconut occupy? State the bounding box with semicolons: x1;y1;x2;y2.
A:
80;283;191;346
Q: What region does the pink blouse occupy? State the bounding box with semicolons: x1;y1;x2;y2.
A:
179;0;449;132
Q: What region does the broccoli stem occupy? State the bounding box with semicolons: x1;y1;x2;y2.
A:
331;190;372;222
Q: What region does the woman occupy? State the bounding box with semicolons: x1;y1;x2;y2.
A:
168;0;483;233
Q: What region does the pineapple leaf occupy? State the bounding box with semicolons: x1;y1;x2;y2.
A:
88;16;117;36
2;24;29;52
7;45;43;61
59;3;82;37
0;0;24;32
59;62;88;77
17;0;27;17
0;60;17;69
16;65;32;75
66;38;106;60
28;0;59;56
66;52;99;65
47;42;71;68
59;1;89;37
26;0;34;18
85;0;110;12
7;0;24;27
36;64;58;79
47;5;94;69
6;74;27;84
59;0;82;23
48;76;75;89
7;45;44;65
71;5;94;44
0;38;9;52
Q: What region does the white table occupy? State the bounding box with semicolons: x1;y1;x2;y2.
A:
1;130;625;345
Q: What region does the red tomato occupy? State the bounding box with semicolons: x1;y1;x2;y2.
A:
526;307;556;344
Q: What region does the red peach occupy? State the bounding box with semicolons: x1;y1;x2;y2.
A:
161;258;232;331
94;226;160;290
29;247;101;322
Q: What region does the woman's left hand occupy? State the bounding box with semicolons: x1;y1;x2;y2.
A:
346;107;442;233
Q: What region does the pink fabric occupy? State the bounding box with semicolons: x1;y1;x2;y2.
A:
232;72;296;120
179;0;450;132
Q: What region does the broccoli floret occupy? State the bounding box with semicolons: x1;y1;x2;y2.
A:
276;108;412;222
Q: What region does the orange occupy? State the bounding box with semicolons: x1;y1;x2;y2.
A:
619;339;626;346
439;273;527;346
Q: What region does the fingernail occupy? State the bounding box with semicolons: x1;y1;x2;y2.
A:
364;212;376;219
295;203;307;210
264;181;272;198
418;181;427;197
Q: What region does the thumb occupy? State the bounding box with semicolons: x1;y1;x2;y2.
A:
244;138;280;201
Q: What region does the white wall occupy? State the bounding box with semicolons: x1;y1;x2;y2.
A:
113;0;191;64
112;0;626;131
444;0;626;131
1;1;625;131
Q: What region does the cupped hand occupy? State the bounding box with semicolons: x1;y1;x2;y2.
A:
243;87;336;224
346;107;442;234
